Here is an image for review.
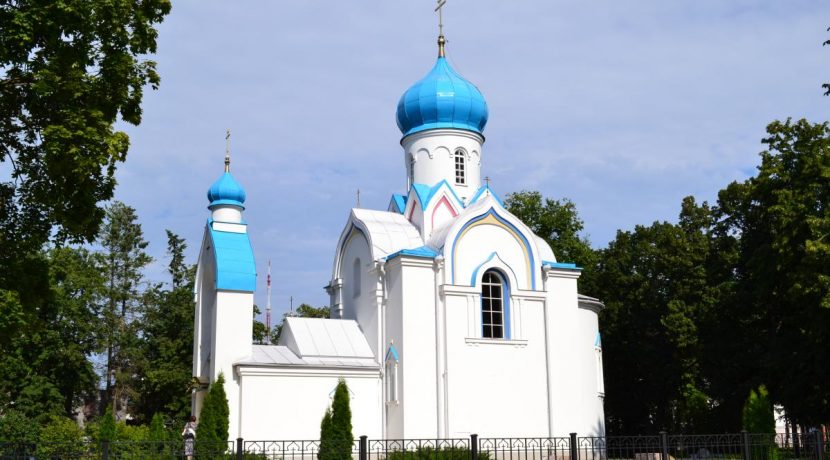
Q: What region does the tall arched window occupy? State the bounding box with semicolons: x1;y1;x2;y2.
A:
353;258;361;298
481;270;508;338
454;149;466;185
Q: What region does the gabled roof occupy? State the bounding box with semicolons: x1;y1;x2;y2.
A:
468;184;503;207
208;220;256;292
389;194;407;214
348;208;423;260
410;179;464;211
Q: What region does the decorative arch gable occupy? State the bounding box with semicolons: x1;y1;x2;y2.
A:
431;194;459;230
332;222;371;280
447;206;538;290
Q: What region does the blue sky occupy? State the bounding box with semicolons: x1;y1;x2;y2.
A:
114;1;829;317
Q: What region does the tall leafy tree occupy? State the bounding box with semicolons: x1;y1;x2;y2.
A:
592;198;721;434
0;0;171;258
98;201;151;416
135;231;195;424
716;119;830;426
0;246;102;422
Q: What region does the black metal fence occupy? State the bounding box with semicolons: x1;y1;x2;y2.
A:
0;431;826;460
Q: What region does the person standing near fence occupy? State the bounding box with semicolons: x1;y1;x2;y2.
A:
182;415;197;460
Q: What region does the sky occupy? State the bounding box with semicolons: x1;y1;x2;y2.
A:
113;1;830;319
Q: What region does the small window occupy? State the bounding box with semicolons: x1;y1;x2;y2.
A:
454;149;466;185
596;338;605;395
385;345;399;404
408;155;415;189
481;270;507;338
353;258;361;298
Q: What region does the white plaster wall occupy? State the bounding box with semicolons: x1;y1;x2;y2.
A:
444;292;550;437
403;129;483;202
393;258;439;438
237;369;382;440
577;308;605;436
453;225;533;290
384;263;404;439
212;290;254;439
544;271;584;437
340;231;380;359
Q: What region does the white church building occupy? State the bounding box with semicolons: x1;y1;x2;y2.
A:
192;33;606;441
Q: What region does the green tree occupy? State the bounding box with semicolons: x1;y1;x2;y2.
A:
272;304;331;343
319;379;353;460
196;373;230;456
742;385;775;433
504;191;598;289
135;231;195;424
0;410;39;441
253;305;268;344
0;247;102;422
591;197;721;434
98;408;116;443
0;0;171;260
98;201;152;416
37;415;85;459
716;119;830;426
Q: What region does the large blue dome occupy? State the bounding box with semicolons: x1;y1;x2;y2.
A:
396;56;489;138
207;171;246;209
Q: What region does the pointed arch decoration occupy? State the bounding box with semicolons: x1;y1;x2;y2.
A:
449;207;536;290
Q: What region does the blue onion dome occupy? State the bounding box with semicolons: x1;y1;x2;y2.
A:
207;160;246;209
396;39;489;138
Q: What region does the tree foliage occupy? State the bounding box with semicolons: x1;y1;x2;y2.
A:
742;386;775;433
99;201;151;416
716;118;830;426
197;372;230;448
134;230;196;424
319;379;353;460
0;0;171;258
504;191;597;270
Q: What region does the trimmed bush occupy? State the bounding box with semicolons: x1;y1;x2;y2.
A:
196;372;231;458
318;379;354;460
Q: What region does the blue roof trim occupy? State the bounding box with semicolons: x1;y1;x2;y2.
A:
468;184;503;207
385;245;439;261
450;207;536;290
389;194;407;214
410;180;465;212
385;344;399;362
208;220;256;292
542;261;583;271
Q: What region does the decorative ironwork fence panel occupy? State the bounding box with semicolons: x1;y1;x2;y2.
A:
479;437;571;460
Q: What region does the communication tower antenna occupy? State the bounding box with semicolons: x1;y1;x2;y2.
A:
266;260;272;344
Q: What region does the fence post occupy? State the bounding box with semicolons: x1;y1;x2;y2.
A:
815;430;825;460
741;430;751;460
794;426;801;458
236;437;244;460
360;435;368;460
471;434;478;460
102;440;110;460
660;431;669;460
570;433;579;460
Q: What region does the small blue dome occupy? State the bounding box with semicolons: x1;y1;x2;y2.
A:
207;171;246;209
396;56;489;138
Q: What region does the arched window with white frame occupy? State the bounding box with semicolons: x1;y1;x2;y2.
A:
481;269;509;339
453;149;466;185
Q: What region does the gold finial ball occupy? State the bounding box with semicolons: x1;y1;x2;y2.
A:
438;34;446;57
